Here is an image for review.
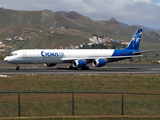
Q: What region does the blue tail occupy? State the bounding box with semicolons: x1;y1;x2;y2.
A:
125;29;142;50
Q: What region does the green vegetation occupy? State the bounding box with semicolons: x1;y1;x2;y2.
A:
1;8;160;120
0;74;160;117
0;9;160;63
1;74;160;92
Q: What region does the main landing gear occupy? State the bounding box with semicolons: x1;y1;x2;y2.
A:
69;66;89;70
81;66;89;70
69;66;77;69
16;64;20;70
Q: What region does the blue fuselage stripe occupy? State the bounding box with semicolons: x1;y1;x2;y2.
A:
112;49;141;56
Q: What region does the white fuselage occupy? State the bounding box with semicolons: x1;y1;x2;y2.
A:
4;49;115;64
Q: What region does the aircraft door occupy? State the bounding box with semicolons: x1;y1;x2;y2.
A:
22;51;27;59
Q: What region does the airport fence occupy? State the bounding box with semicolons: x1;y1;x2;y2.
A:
0;84;160;117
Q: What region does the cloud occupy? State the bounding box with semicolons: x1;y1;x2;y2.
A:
156;2;160;6
0;0;160;29
60;0;160;30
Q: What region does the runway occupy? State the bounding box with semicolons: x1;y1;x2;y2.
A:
1;61;160;75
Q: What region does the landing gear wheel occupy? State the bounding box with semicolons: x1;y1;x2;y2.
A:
81;66;89;70
69;66;77;70
16;64;20;70
16;66;20;70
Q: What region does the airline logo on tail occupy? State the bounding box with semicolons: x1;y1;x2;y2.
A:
125;29;142;50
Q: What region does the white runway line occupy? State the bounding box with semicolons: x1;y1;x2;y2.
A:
0;75;8;77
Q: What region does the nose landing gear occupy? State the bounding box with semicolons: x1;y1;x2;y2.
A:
16;64;20;70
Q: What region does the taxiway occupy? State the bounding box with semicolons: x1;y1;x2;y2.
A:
0;61;160;75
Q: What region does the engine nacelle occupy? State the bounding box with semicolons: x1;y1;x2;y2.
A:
92;59;106;67
72;60;86;68
44;63;57;67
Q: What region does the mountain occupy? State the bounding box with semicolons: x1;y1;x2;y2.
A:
118;21;129;27
0;8;56;29
0;9;160;62
56;11;93;23
0;9;159;44
157;29;160;35
136;25;158;33
118;20;158;33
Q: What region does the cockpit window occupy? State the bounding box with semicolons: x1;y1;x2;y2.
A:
9;53;17;56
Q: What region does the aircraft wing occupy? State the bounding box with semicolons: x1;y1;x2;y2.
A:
61;55;143;62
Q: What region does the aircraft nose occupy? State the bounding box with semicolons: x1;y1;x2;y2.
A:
4;57;8;62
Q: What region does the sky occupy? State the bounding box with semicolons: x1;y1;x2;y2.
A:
0;0;160;30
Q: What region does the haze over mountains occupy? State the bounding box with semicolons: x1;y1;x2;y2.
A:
117;21;158;33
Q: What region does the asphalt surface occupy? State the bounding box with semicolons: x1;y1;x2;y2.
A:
0;61;160;75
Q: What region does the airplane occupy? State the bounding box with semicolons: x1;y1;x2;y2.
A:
4;29;154;70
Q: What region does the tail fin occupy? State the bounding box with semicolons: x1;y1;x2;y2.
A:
125;29;142;50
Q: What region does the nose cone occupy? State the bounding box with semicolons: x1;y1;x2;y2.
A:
4;57;8;62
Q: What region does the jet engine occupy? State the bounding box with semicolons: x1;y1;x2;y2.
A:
92;59;106;67
72;60;86;68
44;63;57;67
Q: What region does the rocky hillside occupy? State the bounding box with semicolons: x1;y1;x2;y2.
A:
1;9;159;44
158;29;160;35
0;8;160;62
56;11;93;23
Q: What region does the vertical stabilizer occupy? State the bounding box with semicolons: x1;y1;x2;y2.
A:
125;29;142;50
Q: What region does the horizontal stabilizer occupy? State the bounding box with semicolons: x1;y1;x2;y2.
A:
109;55;143;59
132;49;156;55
